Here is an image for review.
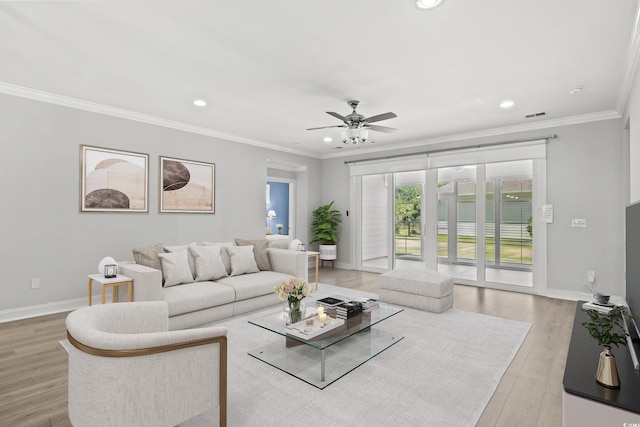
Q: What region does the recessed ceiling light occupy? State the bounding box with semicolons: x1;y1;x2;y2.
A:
323;136;333;143
193;99;207;107
416;0;444;9
500;100;515;109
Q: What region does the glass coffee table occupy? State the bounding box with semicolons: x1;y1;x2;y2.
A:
248;302;404;389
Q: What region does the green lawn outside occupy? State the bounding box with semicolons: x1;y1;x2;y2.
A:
395;234;532;264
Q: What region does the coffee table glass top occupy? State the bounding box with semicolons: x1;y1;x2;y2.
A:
248;302;403;350
247;302;404;389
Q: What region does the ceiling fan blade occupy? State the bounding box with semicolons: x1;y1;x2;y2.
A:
306;125;347;131
365;124;398;133
364;112;397;123
326;111;348;122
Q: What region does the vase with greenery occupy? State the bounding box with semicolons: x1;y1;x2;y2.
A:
310;201;342;246
581;307;631;388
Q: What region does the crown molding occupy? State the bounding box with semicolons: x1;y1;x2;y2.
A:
320;110;622;160
0;82;318;158
0;81;622;162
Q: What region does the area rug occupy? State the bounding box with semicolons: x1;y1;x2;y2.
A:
61;284;531;426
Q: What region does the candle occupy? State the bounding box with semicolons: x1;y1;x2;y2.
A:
317;306;324;316
318;312;327;323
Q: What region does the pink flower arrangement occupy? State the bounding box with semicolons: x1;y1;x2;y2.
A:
274;277;312;302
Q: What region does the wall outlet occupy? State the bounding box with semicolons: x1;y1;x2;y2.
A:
30;278;40;289
571;218;587;228
587;270;596;283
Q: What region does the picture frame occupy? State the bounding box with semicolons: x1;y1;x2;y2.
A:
80;145;149;212
160;156;215;213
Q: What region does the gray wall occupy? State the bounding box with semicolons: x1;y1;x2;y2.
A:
0;93;320;312
320;119;625;298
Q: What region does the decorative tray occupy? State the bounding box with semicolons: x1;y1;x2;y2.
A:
284;316;345;340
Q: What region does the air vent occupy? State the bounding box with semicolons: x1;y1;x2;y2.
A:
525;112;546;119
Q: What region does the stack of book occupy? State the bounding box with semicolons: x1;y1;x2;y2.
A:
358;298;379;312
582;301;616;314
316;297;344;310
335;301;363;319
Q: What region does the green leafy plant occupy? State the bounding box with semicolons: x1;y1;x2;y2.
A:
526;216;533;238
310;201;343;245
581;307;631;348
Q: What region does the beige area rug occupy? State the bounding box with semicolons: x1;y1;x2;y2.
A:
62;284;531;426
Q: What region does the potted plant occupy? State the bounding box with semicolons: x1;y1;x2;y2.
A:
581;307;631;388
310;201;343;266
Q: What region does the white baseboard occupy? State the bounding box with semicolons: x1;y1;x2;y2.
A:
0;296;101;323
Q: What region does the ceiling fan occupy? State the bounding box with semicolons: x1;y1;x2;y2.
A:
307;100;398;144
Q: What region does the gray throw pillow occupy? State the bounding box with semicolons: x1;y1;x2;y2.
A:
234;238;272;271
132;243;164;271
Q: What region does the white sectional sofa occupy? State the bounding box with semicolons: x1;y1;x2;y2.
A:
117;240;309;330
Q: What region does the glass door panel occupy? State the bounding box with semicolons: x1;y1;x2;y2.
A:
394;171;425;269
436;166;477;281
485;161;533;287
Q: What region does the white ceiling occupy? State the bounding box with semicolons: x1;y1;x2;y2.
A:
1;1;638;159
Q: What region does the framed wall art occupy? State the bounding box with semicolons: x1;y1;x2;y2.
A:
80;145;149;212
160;156;215;213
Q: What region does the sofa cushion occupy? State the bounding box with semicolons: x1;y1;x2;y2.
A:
164;242;197;278
157;251;194;287
216;271;293;300
202;241;235;274
226;245;259;276
162;282;235;317
234;238;272;271
132;243;164;271
189;245;228;281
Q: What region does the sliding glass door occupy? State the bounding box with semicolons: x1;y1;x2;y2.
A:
352;141;546;294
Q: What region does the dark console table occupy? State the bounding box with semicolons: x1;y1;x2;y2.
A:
562;302;640;425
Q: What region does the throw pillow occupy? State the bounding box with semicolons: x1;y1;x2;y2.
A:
234;238;272;271
164;242;197;277
157;251;195;287
189;245;228;281
132;243;164;271
202;241;235;274
226;245;259;276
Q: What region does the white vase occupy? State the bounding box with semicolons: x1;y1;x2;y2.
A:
319;244;337;260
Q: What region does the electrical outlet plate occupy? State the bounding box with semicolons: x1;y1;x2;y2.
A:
571;218;587;228
587;270;595;283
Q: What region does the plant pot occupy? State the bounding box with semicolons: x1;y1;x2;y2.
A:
319;244;337;260
596;345;620;388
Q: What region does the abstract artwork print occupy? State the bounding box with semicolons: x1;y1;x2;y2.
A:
160;157;215;213
81;145;148;212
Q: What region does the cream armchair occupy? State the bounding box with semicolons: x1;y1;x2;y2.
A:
66;301;227;427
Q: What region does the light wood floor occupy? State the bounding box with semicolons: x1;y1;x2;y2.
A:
0;268;575;427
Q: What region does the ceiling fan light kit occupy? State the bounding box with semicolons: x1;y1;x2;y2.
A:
307;100;397;146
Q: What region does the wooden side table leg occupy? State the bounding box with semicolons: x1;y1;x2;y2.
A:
101;285;106;305
112;284;118;303
127;281;133;302
88;278;93;306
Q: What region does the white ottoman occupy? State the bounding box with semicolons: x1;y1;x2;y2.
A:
379;268;453;313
